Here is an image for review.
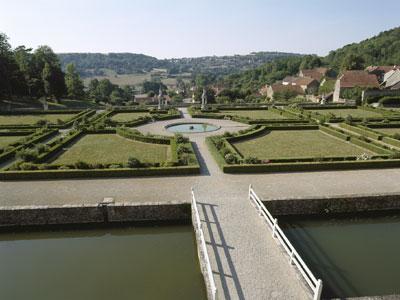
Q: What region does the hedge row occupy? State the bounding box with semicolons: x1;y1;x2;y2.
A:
0;109;86;115
319;125;350;141
301;105;357;110
0;165;201;180
0;129;58;164
0;109;95;130
340;123;383;140
382;136;400;148
116;127;171;145
221;159;400;173
350;137;393;155
0;130;34;136
36;130;83;163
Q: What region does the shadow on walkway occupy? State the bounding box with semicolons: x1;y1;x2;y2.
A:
191;142;211;176
198;201;245;300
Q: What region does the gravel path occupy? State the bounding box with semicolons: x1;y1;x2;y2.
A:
3;108;400;299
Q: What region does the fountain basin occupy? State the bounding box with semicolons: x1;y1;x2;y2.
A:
166;122;220;133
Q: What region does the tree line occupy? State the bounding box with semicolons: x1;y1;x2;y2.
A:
219;26;400;99
0;32;136;105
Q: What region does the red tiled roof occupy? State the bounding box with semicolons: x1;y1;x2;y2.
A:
271;83;304;94
339;70;379;88
366;66;398;74
292;77;317;86
300;68;328;81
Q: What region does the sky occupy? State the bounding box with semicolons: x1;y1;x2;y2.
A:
0;0;399;59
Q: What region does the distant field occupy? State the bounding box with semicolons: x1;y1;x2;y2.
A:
309;109;383;118
372;127;400;136
53;134;169;164
218;110;288;119
232;130;375;159
83;69;190;87
0;136;25;148
0;114;76;125
111;112;151;122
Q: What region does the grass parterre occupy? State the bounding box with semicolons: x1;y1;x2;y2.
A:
232;129;375;159
53;134;170;165
207;124;400;173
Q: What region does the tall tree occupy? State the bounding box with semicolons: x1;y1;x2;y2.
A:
65;63;84;99
0;33;25;98
341;53;365;71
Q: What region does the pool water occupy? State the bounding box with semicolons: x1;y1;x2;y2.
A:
166;123;219;133
0;225;206;300
281;213;400;298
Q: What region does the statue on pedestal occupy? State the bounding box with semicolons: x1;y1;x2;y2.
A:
201;88;207;110
158;87;163;110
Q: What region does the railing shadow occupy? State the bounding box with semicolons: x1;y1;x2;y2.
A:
198;201;245;300
191;142;211;176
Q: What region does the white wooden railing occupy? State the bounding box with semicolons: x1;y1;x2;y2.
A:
248;185;323;300
191;188;217;300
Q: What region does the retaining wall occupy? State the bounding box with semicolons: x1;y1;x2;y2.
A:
263;193;400;216
0;202;191;228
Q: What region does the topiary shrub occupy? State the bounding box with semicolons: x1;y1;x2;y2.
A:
224;153;239;164
175;133;188;144
16;148;39;162
127;157;141;168
177;144;190;155
36;119;48;126
74;161;91;169
243;156;261;164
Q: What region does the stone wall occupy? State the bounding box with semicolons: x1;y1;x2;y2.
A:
0;202;191;228
263;193;400;216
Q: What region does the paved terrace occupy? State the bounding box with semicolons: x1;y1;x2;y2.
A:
2;108;400;299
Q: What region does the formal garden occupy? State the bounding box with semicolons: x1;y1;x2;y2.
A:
283;105;400;123
0;107;200;180
188;105;307;124
0;110;95;129
207;123;400;173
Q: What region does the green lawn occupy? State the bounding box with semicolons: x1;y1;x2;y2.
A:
111;112;151;122
0;136;25;148
372;127;400;136
217;110;288;119
0;114;76;125
309;109;383;118
232;130;375;159
53;134;169;165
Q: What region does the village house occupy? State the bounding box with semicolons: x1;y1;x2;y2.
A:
299;67;329;82
333;70;380;103
366;66;397;83
265;82;305;99
381;68;400;90
281;76;320;94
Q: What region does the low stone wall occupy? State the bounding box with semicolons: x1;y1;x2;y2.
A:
0;202;191;228
263;193;400;216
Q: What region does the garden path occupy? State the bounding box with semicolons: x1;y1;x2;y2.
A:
3;108;400;299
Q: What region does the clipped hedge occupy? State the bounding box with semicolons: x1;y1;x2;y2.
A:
116;127;171;145
382;136;400;148
341;124;383;140
349;137;393;155
0;165;201;180
222;159;400;173
0;129;58;164
319;125;350;141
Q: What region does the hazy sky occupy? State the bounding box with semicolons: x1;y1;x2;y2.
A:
1;0;399;58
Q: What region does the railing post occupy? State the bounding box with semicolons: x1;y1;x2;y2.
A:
248;184;252;201
314;279;323;300
272;218;278;238
289;249;294;265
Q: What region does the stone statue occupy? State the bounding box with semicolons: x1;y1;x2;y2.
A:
201;88;207;110
158;87;163;110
